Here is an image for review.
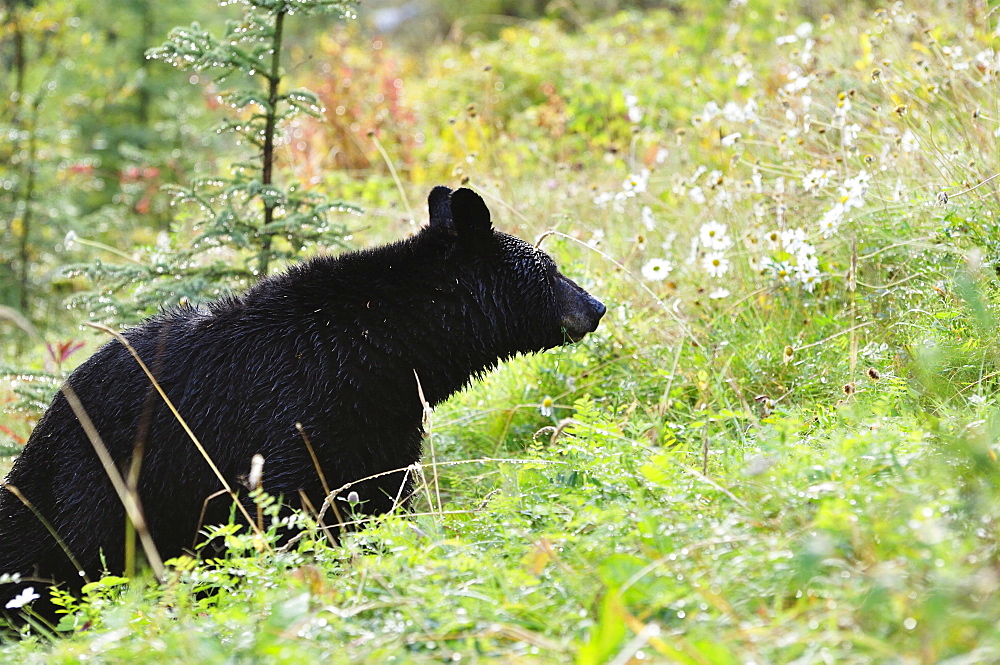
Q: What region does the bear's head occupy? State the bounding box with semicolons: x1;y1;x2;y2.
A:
426;186;606;353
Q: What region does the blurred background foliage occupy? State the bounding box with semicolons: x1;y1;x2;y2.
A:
0;0;883;325
0;0;591;328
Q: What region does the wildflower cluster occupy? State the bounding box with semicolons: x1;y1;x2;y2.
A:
606;2;1000;308
696;220;733;290
593;168;650;210
817;170;870;239
758;227;820;291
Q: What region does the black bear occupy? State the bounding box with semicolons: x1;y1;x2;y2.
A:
0;186;605;621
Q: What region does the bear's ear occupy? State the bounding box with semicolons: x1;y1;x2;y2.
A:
450;188;493;238
427;185;455;232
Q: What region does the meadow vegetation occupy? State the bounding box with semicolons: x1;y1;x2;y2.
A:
2;0;1000;661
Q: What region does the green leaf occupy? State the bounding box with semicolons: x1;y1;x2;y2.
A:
576;593;628;665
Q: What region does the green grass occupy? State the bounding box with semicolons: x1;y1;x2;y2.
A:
4;1;1000;662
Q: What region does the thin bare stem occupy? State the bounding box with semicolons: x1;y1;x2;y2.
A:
3;484;89;585
59;382;165;581
413;370;441;513
73;237;145;265
296;423;331;499
84;322;266;544
943;172;1000;199
296;422;344;531
794;321;873;352
371;132;413;218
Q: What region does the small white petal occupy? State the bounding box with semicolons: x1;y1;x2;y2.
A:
5;586;40;609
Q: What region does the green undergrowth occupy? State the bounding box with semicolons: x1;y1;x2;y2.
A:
7;383;1000;662
4;0;1000;662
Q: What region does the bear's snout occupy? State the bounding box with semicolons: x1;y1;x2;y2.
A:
557;276;606;343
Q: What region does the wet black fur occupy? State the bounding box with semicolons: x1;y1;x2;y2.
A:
0;186;605;621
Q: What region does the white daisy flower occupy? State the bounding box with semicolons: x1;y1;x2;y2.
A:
641;258;673;282
840;170;870;209
702;252;730;278
699;221;731;251
796;254;820;274
819;203;846;238
622;169;650;195
722;102;745;123
780;227;806;253
593;191;615;207
700;101;721;123
540;395;555;417
802;168;835;192
770;260;794;281
841;123;861;147
762;229;781;249
796;262;822;291
796;241;817;258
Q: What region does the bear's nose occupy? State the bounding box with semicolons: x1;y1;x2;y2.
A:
590;296;607;320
